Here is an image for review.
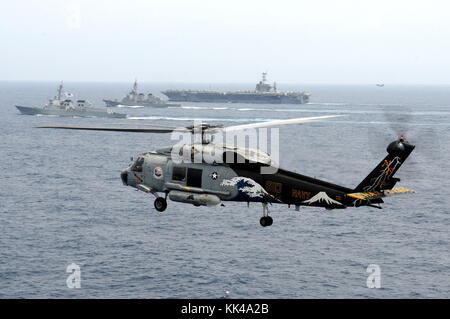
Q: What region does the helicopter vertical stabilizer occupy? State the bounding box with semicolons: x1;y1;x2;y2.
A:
354;138;415;192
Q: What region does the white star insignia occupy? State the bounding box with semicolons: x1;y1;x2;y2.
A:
211;172;218;180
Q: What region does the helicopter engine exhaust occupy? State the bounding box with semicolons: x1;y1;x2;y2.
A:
168;191;221;207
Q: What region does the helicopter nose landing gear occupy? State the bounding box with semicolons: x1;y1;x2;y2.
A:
154;197;167;212
260;203;273;227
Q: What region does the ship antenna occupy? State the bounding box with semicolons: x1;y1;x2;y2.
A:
57;81;63;100
133;78;138;93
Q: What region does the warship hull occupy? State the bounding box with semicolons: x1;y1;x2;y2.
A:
161;91;310;104
103;99;179;108
16;105;127;119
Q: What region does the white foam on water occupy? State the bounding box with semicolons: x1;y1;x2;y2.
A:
181;106;209;110
306;102;347;106
179;105;229;110
117;105;144;108
237;108;258;111
127;116;268;122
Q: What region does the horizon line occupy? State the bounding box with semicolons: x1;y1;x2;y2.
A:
1;80;450;86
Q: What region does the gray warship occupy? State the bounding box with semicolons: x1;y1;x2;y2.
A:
16;82;126;119
162;73;310;104
104;80;179;107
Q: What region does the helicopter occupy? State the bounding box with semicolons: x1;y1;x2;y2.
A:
40;115;415;227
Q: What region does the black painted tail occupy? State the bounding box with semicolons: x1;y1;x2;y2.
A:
354;138;415;192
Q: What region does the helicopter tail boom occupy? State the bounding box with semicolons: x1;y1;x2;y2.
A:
354;138;415;193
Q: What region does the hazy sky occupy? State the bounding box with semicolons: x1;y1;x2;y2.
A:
1;0;449;84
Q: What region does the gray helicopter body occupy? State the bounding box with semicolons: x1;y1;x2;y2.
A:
41;115;415;227
120;139;415;224
121;145;267;207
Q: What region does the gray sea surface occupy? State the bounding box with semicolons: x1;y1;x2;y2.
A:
0;81;449;298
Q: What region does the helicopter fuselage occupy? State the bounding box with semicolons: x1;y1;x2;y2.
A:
120;138;415;213
122;153;356;208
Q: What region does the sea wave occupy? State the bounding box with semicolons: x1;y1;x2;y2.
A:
178;106;230;111
180;106;209;110
117;105;144;108
127;116;269;122
306;102;347;106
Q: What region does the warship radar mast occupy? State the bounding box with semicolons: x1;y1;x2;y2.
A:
56;81;64;100
255;72;276;93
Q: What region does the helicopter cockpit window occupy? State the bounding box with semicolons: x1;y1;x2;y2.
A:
172;166;186;181
131;157;144;172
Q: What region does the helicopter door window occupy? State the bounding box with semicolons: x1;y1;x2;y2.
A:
131;157;144;173
187;168;202;188
172;166;186;182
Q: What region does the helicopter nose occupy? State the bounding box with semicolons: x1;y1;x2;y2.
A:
121;170;128;185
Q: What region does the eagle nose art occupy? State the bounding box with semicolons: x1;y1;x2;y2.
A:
121;170;128;185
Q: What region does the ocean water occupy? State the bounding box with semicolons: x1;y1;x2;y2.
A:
0;81;449;298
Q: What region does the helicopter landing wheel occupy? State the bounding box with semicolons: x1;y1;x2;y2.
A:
154;197;167;212
260;216;273;227
260;203;273;227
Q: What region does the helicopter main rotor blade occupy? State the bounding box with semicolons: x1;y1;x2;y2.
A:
38;115;343;135
37;125;184;133
212;115;343;133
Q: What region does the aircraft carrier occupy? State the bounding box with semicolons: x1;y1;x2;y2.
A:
162;73;310;104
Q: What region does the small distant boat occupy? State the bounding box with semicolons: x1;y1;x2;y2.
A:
376;84;385;87
16;82;127;119
104;79;179;108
